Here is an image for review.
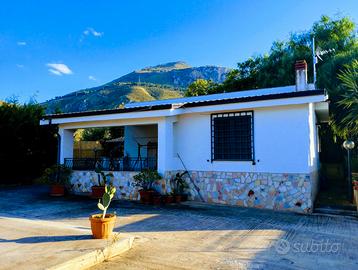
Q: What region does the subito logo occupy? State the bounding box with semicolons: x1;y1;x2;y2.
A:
275;239;290;255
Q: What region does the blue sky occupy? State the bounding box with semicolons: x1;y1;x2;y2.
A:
0;0;357;102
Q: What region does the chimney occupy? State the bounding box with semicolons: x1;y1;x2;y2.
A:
295;60;308;91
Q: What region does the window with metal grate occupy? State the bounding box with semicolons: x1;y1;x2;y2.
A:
211;111;254;161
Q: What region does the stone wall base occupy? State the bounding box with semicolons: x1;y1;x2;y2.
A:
165;171;313;213
70;171;140;200
70;170;313;213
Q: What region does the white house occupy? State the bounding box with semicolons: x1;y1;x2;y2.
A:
41;60;329;213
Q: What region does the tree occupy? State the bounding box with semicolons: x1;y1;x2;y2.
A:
332;60;358;138
185;79;216;97
75;126;124;142
186;15;357;97
185;15;358;141
0;102;58;184
81;128;110;141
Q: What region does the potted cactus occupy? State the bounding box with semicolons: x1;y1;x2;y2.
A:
40;164;72;196
92;167;114;199
89;185;117;239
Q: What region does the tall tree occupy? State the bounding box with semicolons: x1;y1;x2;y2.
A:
332;60;358;138
184;79;217;97
185;15;358;138
0;102;57;184
186;15;356;91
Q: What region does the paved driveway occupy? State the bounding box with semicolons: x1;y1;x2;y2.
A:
0;186;357;270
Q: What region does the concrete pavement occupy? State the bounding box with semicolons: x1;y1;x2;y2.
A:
0;186;358;270
0;186;133;270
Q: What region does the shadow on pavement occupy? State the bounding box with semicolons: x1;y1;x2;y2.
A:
0;234;92;244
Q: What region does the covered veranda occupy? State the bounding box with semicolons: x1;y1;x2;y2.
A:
41;109;178;175
66;124;158;172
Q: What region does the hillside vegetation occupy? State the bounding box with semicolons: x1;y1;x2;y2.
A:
44;61;230;113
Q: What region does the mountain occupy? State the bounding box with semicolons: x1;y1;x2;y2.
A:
44;61;231;113
114;61;229;88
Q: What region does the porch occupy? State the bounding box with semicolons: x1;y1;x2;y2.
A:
55;114;177;176
62;123;161;172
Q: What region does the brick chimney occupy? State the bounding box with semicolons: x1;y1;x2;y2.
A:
295;60;308;91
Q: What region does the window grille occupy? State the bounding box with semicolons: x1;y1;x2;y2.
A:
211;111;254;161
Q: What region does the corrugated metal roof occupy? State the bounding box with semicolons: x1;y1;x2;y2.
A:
125;84;316;108
43;84;324;120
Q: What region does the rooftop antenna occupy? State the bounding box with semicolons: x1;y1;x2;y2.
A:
312;37;335;86
312;37;317;85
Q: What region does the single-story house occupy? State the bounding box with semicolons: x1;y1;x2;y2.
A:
40;60;329;213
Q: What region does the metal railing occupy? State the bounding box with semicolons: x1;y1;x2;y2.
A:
64;157;157;171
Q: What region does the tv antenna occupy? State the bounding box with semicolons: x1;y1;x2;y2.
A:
312;37;317;85
312;37;335;85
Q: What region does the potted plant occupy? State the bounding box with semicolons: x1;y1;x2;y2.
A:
40;164;72;196
92;167;114;199
170;171;189;203
152;193;162;205
89;185;117;239
162;193;174;204
354;185;358;211
133;169;161;204
352;172;358;187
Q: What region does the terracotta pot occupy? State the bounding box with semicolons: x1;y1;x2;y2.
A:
50;184;65;196
174;195;182;203
181;194;188;202
163;195;174;204
91;186;105;199
153;195;162;205
139;190;155;204
89;214;116;239
354;187;358;212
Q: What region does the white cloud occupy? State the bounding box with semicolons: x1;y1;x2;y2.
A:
49;69;62;76
47;63;73;76
83;27;103;37
88;75;97;81
17;41;27;46
16;64;24;68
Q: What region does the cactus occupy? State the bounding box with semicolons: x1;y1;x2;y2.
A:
97;185;116;219
95;167;114;186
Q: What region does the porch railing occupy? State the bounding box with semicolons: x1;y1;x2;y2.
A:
64;157;157;171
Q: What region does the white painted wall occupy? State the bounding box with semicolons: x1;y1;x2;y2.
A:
54;99;326;176
59;128;75;164
170;105;311;174
124;125;157;158
157;117;176;174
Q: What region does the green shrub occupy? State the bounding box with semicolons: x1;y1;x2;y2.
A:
39;164;72;186
133;169;161;191
170;171;189;195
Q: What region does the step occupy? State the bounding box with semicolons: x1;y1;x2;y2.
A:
314;207;357;218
